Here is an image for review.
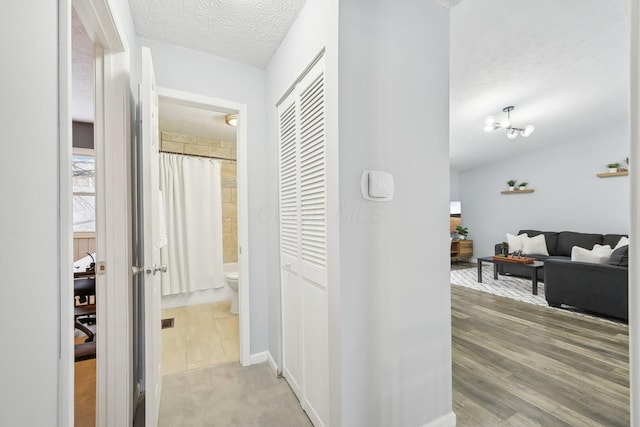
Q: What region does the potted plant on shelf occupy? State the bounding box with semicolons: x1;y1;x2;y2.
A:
518;182;528;191
507;180;517;191
456;225;469;240
607;163;620;173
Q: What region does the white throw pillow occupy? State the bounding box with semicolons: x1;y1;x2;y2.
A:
522;234;549;255
571;244;613;264
506;233;528;252
614;236;629;251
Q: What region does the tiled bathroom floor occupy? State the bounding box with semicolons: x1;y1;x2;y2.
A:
161;300;239;376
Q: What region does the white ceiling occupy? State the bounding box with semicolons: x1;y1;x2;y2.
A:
450;0;629;170
159;98;237;141
128;0;306;69
76;0;628;168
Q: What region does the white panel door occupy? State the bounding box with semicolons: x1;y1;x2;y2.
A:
278;55;328;427
298;59;328;427
141;46;163;427
279;95;303;400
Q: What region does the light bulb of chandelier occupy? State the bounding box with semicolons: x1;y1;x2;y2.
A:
483;124;495;132
501;119;511;129
507;129;518;139
485;115;496;125
521;124;535;137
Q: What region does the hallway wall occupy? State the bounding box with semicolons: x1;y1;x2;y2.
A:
338;0;453;425
0;2;66;425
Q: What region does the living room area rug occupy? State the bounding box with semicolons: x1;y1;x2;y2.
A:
450;266;547;307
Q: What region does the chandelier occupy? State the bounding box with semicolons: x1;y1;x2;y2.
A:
484;106;534;139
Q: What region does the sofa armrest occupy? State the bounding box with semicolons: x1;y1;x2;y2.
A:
544;258;628;320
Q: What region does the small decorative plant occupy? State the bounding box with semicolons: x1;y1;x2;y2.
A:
518;182;528;190
500;241;509;256
507;179;517;191
607;163;620;173
456;225;469;240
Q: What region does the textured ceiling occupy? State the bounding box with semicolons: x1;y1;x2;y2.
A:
159;98;238;142
72;9;94;123
128;0;306;68
450;0;629;170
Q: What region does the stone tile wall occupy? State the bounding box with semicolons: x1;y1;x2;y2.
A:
161;132;238;263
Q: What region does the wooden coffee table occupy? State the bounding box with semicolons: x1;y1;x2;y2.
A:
476;256;544;295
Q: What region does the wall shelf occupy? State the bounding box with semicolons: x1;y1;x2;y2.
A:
597;171;628;178
501;189;535;195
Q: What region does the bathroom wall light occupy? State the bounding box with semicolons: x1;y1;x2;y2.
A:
225;114;238;127
484;106;534;139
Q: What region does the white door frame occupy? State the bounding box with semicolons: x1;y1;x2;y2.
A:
630;1;639;424
60;0;132;425
156;87;252;366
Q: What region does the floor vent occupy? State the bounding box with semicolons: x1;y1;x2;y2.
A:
161;318;175;329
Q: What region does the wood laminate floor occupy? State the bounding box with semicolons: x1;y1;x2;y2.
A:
452;284;629;426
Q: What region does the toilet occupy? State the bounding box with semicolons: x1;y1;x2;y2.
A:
225;271;239;314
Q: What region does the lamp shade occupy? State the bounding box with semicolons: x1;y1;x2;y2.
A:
522;124;535;137
485;115;496;125
507;128;518;139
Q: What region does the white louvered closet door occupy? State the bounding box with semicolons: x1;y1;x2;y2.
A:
278;55;329;427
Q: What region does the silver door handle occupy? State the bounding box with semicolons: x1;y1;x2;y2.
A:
146;264;168;275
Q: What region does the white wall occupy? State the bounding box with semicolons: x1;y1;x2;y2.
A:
339;1;453;425
138;38;269;354
459;124;630;257
0;2;60;425
450;169;461;200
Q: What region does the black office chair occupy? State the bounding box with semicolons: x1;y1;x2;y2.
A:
74;278;96;343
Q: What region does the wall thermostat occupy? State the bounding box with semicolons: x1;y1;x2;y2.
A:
360;170;394;201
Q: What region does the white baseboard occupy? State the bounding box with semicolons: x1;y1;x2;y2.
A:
267;351;279;377
246;351;268;366
422;411;456;427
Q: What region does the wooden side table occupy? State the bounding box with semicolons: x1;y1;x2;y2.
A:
451;239;473;262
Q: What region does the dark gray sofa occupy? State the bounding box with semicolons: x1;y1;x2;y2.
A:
494;229;628;320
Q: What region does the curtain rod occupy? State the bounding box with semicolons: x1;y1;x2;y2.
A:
159;150;236;162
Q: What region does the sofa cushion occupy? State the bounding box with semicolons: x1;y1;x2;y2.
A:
613;236;629;250
556;232;603;257
519;230;559;255
608;245;629;267
571;244;612;264
603;234;628;248
506;233;528;252
522;234;550;255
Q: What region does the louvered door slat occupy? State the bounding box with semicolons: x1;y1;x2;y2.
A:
299;72;326;270
278;102;298;257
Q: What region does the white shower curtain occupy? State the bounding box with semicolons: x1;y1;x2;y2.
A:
159;152;225;295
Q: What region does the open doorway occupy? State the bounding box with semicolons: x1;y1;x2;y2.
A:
152;87;251;378
71;8;98;426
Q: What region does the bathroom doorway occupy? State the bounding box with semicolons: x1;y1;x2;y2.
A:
154;89;251;377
